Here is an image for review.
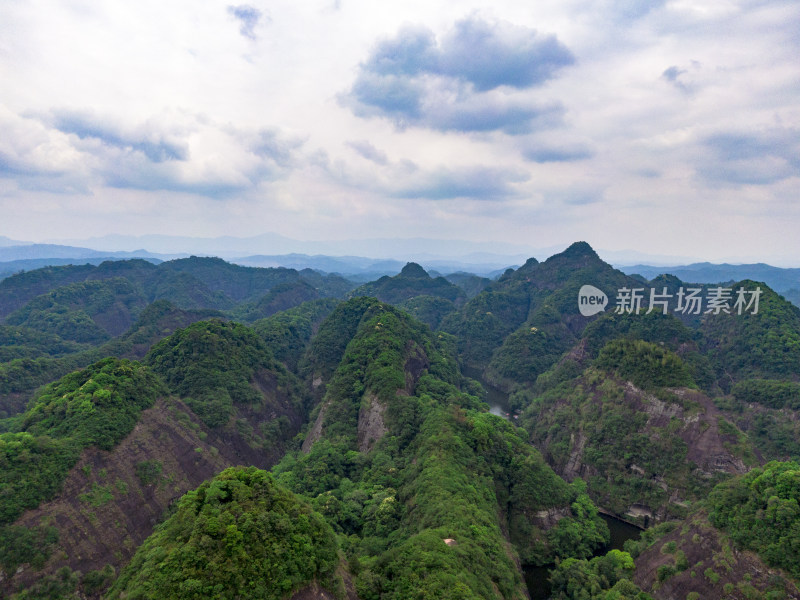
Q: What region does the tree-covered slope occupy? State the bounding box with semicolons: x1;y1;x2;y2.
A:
3;244;800;600
707;460;800;580
107;466;341;600
0;277;152;409
350;263;466;308
444;272;492;299
440;258;535;368
145;320;308;455
252;298;340;372
548;549;653;599
234;280;323;322
276;298;610;598
0;264;98;319
0;258;354;416
0;319;315;597
0;257;350;325
0;301;221;416
396;295;459;330
157;256;348;304
144;269;237;310
0;358;165;526
299;296;380;389
517;341;758;523
695;282;800;465
626;462;800;600
0;324;86;361
442;242;641;384
700;280;800;386
5;278;148;343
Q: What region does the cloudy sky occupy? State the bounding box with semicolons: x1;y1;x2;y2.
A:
1;0;798;262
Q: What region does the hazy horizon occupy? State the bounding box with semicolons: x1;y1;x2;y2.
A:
3;232;800;269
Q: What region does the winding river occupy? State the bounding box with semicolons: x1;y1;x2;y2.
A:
462;365;512;419
524;514;644;600
461;365;645;599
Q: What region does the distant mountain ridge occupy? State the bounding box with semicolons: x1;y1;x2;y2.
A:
0;247;515;283
0;236;32;247
0;244;168;262
47;232;538;262
0;256;164;281
621;262;800;294
5;237;799;294
233;253;515;278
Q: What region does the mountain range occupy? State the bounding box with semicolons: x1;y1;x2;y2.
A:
621;262;800;302
7;231;777;266
0;241;798;599
2;239;800;306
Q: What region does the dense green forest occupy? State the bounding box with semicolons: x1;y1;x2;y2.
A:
707;461;800;579
0;358;164;525
107;467;341;599
1;242;799;600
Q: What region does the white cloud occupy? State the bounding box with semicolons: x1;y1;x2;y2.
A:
0;0;798;262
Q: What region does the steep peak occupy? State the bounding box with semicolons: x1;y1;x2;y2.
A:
650;273;684;288
519;256;539;270
511;241;612;288
399;262;430;279
507;257;540;279
523;257;539;267
560;241;600;260
539;242;604;270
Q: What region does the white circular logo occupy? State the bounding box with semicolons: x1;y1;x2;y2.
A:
578;285;608;316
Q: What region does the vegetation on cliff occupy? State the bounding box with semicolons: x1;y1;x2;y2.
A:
107;466;340;599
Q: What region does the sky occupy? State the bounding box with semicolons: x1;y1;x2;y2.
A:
1;0;799;263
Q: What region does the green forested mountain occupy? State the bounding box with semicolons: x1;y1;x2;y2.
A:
252;298;340;372
5;278;148;343
0;318;312;598
145;269;236;310
444;272;493;299
145;319;307;441
700;280;800;386
442;242;640;388
155;257;351;305
0;256;351;319
1;242;799;600
272;298;610;598
0;358;165;526
0;264;99;319
349;263;466;329
0;324;86;361
517;350;755;523
107;467;341;599
0;258;354;414
622;461;800;600
233;280;322;322
0;300;222;417
708;460;800;579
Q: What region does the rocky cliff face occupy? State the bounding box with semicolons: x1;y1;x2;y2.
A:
524;375;757;523
632;512;799;600
402;340;430;395
357;394;388;452
289;572;360;600
2;384;302;597
308;339;430;455
4;399;221;593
